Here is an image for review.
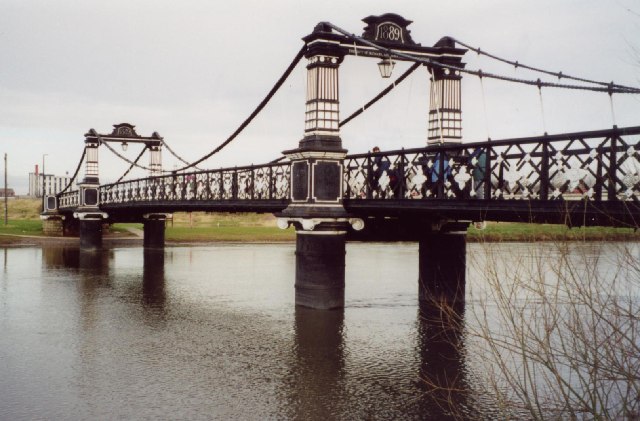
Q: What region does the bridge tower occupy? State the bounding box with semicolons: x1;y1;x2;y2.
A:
427;37;464;145
76;123;166;249
75;129;108;250
278;22;354;309
278;14;468;309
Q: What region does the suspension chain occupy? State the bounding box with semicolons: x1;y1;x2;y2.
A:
323;22;640;94
55;148;86;198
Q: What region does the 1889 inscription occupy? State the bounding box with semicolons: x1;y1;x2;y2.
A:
376;23;403;43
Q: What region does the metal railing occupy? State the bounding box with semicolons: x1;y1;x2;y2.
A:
58;190;80;208
58;126;640;211
98;162;291;205
344;126;640;203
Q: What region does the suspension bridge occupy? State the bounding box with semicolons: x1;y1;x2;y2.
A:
41;14;640;309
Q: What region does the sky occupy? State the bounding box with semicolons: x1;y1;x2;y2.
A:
1;0;639;194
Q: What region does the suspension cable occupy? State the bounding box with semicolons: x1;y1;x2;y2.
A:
55;148;86;198
479;73;491;140
110;145;149;185
451;38;640;92
322;22;640;94
268;62;421;162
100;137;158;171
609;92;617;127
340;62;421;127
169;45;307;172
537;80;547;134
161;139;203;171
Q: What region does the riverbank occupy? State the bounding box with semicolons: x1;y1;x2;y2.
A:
1;199;638;245
1;220;638;246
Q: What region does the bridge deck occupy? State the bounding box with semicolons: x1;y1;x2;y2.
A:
56;126;640;228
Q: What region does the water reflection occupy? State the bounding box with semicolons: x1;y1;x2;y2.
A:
41;246;80;269
142;249;166;308
285;307;346;419
416;300;469;419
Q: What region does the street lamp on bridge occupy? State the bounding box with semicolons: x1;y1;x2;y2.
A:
377;57;395;78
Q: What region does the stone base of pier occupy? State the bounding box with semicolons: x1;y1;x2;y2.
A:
294;229;346;310
418;230;467;304
79;218;104;250
143;214;168;249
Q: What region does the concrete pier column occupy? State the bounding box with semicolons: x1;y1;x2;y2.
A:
143;214;168;248
79;216;104;250
418;230;467;303
295;228;347;309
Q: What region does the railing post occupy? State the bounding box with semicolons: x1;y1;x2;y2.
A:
232;168;238;200
268;166;274;200
398;148;406;199
595;145;603;201
540;140;549;200
250;167;255;200
437;149;445;199
219;169;224;200
497;155;505;199
483;145;492;200
608;127;618;201
366;155;373;199
171;172;177;201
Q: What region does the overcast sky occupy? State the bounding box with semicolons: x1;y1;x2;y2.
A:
1;0;639;194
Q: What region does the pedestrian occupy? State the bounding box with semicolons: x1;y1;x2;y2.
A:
471;147;487;198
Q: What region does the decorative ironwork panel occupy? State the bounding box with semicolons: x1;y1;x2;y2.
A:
63;126;640;212
96;162;291;207
59;190;80;208
342;126;640;203
616;134;640;201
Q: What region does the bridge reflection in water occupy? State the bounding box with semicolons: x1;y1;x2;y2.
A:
32;244;492;419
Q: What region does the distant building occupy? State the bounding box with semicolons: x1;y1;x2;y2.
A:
0;188;15;198
28;172;76;197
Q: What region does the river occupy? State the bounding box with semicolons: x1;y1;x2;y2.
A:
1;241;638;420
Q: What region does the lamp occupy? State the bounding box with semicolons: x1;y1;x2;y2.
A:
121;142;128;151
377;57;395;78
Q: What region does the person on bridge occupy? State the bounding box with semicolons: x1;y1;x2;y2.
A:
430;152;451;198
471;147;487;199
372;146;401;199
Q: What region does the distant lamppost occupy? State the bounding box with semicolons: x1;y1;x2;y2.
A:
42;154;48;211
4;153;7;225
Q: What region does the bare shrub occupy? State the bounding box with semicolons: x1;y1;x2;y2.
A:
458;241;640;419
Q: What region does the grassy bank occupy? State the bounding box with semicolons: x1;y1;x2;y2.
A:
0;199;44;237
162;219;639;243
468;222;639;242
1;198;638;243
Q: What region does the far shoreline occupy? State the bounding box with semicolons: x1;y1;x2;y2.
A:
1;228;638;248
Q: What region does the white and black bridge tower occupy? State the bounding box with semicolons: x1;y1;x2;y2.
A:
278;14;468;309
75;123;165;249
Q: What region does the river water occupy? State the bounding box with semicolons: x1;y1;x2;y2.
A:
0;241;637;420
